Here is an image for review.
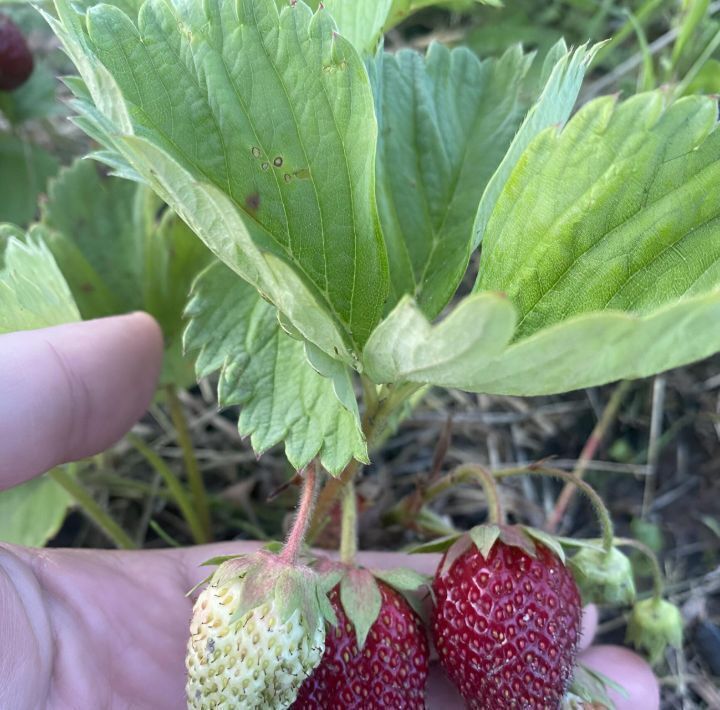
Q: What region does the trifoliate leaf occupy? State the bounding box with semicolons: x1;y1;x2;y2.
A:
48;0;388;355
184;261;367;474
370;44;532;317
0;228;80;333
364;92;720;395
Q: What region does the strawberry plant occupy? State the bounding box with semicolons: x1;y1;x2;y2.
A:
0;0;715;706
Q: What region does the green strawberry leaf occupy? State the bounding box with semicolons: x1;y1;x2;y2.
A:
473;41;599;248
0;472;72;546
0;226;80;333
476;92;720;337
184;261;367;474
306;0;393;53
365;91;720;395
47;0;388;356
0;134;58;226
41;159;213;386
370;44;532;317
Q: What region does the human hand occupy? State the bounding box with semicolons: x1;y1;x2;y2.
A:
0;315;660;709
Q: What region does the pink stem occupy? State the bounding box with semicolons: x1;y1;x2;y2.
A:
280;463;318;565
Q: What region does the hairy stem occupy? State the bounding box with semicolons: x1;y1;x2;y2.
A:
49;466;136;550
127;433;208;544
423;464;505;525
614;536;665;598
547;380;632;532
497;465;615;554
166;385;211;540
339;481;358;564
280;463;318;565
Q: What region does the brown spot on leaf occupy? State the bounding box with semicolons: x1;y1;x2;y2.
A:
245;192;261;212
80;282;94;293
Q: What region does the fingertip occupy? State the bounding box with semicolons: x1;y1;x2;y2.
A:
580;645;660;709
0;314;165;489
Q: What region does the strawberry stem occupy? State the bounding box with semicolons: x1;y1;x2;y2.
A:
308;380;422;541
614;536;664;599
496;465;615;556
280;462;319;565
427;464;505;525
339;481;358;564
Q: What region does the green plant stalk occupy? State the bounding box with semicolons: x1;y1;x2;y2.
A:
49;467;136;550
614;536;665;599
166;384;211;540
280;463;318;565
674;24;720;97
593;0;667;65
127;433;208;544
547;379;633;532
496;465;615;555
422;463;505;525
339;481;359;564
307;380;421;541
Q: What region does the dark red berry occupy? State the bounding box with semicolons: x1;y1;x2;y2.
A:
432;540;582;709
0;15;33;92
293;582;429;709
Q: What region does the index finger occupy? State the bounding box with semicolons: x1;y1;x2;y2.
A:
0;313;163;490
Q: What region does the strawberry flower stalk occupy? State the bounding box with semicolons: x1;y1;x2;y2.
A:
186;464;337;709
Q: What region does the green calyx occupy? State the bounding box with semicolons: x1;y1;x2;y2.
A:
322;562;429;649
626;597;683;665
438;523;568;577
569;546;636;606
210;551;339;633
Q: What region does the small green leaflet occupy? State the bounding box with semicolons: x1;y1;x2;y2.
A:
0;472;72;546
371;44;533;318
184;262;367;475
41;159;213;386
365;91;720;395
0;227;80;333
48;0;388;355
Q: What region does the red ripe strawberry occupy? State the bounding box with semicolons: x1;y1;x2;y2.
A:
0;15;33;91
293;578;429;709
432;529;582;709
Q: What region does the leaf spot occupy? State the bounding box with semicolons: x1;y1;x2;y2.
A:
251;146;261;158
261;162;270;171
245;192;261;212
283;173;292;183
273;156;283;167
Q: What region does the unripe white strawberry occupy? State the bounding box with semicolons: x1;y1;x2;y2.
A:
185;552;336;709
